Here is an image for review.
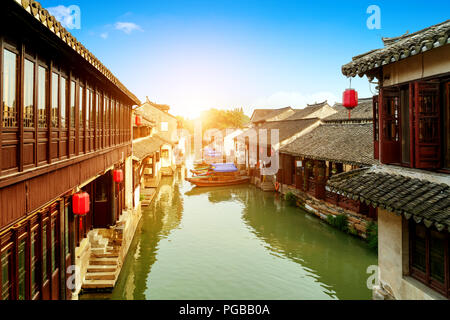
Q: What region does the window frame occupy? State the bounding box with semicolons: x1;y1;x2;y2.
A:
409;221;450;298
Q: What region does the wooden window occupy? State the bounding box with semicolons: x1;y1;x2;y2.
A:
70;81;76;128
23;59;35;128
51;223;57;273
1;247;12;300
379;87;401;164
30;229;39;299
42;223;48;282
2;49;18;128
410;222;449;297
161;149;169;159
401;87;411;165
17;237;27;300
37;66;48;128
446;82;450;168
51;72;59;127
86;89;90;129
60;77;67;128
79;85;84;128
413;82;441;169
89;89;94;128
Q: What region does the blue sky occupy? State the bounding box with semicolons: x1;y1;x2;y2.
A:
40;0;449;118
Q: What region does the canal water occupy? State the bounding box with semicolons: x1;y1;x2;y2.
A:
82;169;377;300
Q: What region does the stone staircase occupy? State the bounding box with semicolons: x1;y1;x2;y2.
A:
261;181;275;191
82;228;123;291
260;176;276;192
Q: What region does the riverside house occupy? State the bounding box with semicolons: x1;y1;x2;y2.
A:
133;97;178;176
0;0;140;300
329;19;450;299
277;98;377;238
235;102;337;190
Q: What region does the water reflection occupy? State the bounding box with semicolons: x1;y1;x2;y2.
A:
83;171;377;300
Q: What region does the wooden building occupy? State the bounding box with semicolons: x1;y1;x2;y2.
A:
134;97;178;176
333;19;450;299
277;99;377;237
0;0;139;300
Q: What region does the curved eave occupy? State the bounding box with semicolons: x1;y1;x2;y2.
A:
342;35;450;78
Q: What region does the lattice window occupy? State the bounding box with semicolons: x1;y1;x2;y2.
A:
24;59;35;128
2;49;17;128
38;66;48;128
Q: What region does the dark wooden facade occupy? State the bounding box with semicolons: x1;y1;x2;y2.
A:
277;153;376;218
376;77;450;171
0;1;137;300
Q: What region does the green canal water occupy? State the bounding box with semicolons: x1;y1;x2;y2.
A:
82;170;377;300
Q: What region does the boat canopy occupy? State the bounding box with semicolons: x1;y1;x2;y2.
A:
210;163;238;173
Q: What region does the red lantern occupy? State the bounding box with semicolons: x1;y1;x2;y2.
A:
73;192;90;230
72;192;90;215
342;88;358;119
113;169;124;183
135;115;142;126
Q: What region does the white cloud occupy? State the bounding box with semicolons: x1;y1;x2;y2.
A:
100;32;109;39
114;22;143;34
252;91;338;109
47;5;80;29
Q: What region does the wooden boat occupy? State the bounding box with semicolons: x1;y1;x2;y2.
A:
190;168;211;176
186;175;250;187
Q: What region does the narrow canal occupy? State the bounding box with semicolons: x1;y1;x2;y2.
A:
83;169;377;300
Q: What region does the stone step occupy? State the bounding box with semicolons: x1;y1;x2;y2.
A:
82;279;116;289
85;272;116;281
87;265;117;273
89;257;118;266
92;252;119;259
91;248;106;255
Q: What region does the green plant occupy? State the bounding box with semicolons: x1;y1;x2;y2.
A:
326;214;349;232
285;192;297;206
348;225;358;236
140;194;145;201
366;221;378;251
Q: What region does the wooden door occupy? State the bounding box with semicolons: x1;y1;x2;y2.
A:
93;173;112;228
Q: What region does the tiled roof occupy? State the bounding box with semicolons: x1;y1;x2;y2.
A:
250;107;293;123
12;0;140;105
327;167;450;232
285;102;331;120
237;118;320;143
280;123;376;166
133;111;155;127
325;98;373;122
133;135;173;160
342;19;450;78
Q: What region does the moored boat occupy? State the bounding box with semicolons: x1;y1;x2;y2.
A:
186;175;250;187
186;163;248;187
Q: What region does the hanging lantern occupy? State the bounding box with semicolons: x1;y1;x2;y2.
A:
343;89;358;108
72;192;90;215
135;115;142;126
342;84;358;119
73;192;90;231
113;169;124;183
